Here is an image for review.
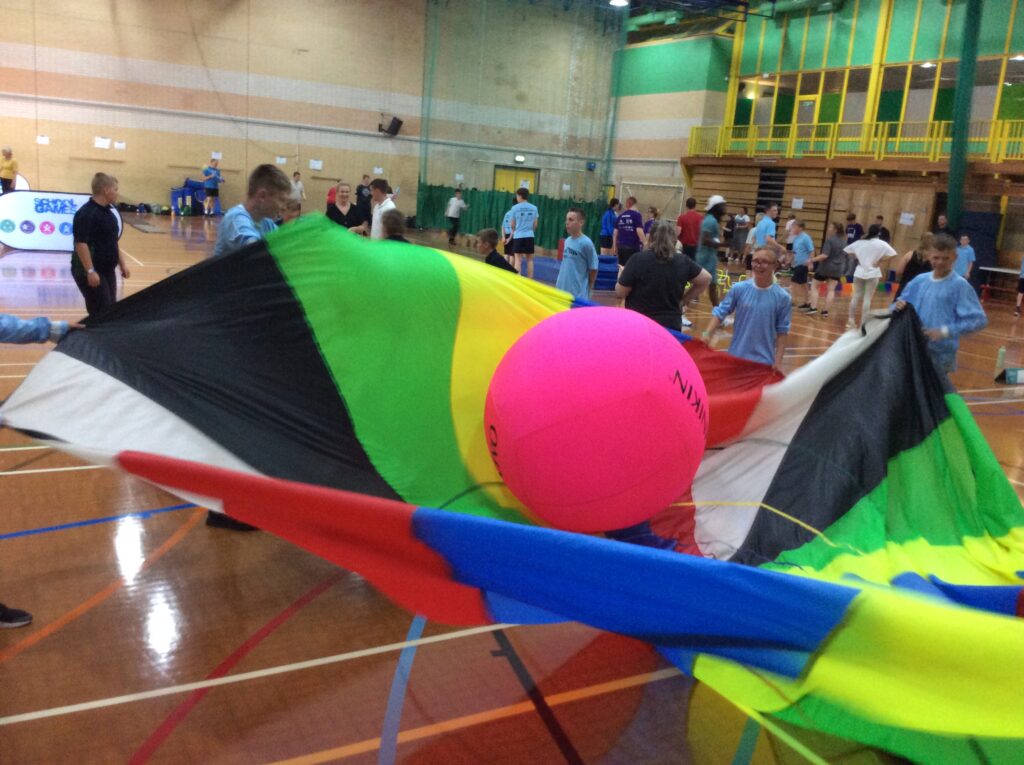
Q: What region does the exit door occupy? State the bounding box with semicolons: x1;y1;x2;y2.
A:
494;166;540;194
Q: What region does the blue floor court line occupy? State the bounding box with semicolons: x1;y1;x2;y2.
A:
0;502;196;541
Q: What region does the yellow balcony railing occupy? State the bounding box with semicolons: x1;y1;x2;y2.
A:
690;119;1024;163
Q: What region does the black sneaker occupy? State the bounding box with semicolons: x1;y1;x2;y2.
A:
821;310;829;318
205;511;259;531
805;308;818;315
797;303;811;310
0;603;32;628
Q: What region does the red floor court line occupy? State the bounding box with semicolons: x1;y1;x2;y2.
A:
0;508;205;663
129;571;345;764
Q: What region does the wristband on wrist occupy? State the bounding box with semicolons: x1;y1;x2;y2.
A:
87;267;96;274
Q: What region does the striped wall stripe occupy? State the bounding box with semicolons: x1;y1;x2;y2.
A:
0;41;606;140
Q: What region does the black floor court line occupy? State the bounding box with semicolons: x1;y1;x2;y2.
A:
491;629;585;765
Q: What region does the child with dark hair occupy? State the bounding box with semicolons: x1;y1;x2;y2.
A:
476;228;517;273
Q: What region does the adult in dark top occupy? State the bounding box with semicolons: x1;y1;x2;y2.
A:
476;228;517;273
934;213;954;238
844;212;865;282
381;209;409;243
874;215;891;243
615;219;712;331
845;212;864;244
805;221;846;317
71;172;128;316
355;174;372;218
893;232;934;300
325;182;368;232
612;196;645;268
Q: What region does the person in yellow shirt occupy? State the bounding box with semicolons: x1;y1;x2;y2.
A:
0;147;17;193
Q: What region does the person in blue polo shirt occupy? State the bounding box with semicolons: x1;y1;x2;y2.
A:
599;198;620;254
555;208;598;301
201;158;224;217
509;187;539;278
789;219;815;310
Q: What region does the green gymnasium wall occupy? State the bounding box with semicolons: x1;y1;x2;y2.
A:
876;89;903;122
999;84;1024;120
932;87;955;122
616;36;731;96
740;0;1024;77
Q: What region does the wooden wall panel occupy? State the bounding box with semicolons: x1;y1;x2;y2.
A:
831;176;937;256
689;165;760;214
780;168;833;246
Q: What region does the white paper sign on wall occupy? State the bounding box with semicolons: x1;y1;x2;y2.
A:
792;198;804;210
0;191;122;252
211;151;223;160
899;212;915;226
309;159;323;171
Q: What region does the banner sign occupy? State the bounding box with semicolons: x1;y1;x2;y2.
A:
0;190;122;252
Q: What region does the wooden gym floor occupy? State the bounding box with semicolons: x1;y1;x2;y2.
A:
0;215;1021;764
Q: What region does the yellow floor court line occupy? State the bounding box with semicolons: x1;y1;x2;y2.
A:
267;667;682;765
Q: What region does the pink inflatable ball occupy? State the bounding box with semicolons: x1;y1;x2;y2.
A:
484;307;708;533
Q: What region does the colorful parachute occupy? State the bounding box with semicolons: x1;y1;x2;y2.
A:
2;215;1022;763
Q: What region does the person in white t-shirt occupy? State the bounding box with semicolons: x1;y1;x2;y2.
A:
445;189;469;246
369;178;396;240
291;171;306;202
843;224;897;330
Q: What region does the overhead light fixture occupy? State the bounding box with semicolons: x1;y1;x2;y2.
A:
1013;54;1024;62
514;154;526;164
609;0;628;6
921;62;936;68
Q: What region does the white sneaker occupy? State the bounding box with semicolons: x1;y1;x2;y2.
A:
681;317;693;327
724;316;734;327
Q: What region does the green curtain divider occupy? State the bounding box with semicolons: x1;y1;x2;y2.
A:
415;183;611;251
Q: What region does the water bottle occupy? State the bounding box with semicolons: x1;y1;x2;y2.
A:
996;346;1006;374
137;203;144;216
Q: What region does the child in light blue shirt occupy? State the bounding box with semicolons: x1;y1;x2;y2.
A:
894;235;987;374
704;248;790;370
555;209;598;301
954;235;975;279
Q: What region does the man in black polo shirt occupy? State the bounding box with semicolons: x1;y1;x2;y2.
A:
71;172;129;316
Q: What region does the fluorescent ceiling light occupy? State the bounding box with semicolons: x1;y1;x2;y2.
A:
1012;54;1024;61
609;0;628;7
921;62;936;68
